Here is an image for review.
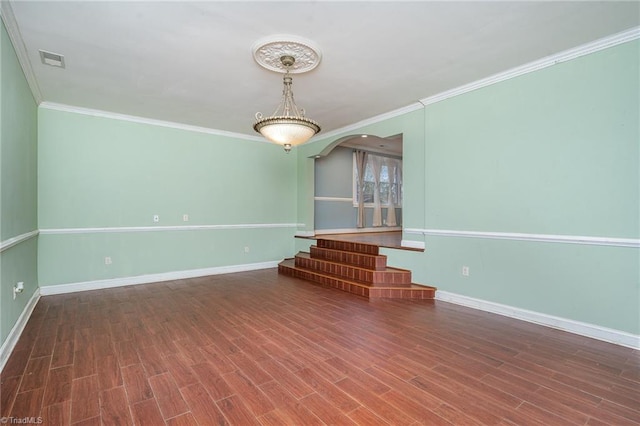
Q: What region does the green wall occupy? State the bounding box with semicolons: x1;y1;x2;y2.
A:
1;16;638;351
38;108;298;286
419;40;639;334
297;108;426;238
0;20;38;345
301;40;639;335
423;42;638;237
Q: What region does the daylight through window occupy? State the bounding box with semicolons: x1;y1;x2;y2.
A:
353;153;402;207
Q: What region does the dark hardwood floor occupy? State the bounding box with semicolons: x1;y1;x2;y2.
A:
1;269;638;425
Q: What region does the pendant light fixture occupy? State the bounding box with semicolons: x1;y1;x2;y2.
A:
252;36;321;153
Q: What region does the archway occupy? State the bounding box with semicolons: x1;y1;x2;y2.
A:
312;133;403;235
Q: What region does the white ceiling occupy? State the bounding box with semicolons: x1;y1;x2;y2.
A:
340;134;404;157
3;1;639;141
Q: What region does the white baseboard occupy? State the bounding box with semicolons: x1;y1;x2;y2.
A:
0;288;41;373
400;239;426;250
39;261;280;296
435;291;639;350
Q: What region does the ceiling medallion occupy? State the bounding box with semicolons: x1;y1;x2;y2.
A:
252;35;322;152
252;35;322;74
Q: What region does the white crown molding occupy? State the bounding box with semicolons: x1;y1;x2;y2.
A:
0;288;40;373
420;26;640;107
39;102;265;143
0;1;43;103
39;260;280;296
316;27;640;143
405;228;639;248
436;291;639;350
0;230;39;253
317;103;424;142
12;23;636;150
39;223;298;235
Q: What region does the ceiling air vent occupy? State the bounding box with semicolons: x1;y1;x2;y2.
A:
39;50;65;68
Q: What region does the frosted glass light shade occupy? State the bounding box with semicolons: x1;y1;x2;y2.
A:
254;116;320;147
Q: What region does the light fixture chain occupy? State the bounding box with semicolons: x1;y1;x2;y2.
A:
253;46;321;151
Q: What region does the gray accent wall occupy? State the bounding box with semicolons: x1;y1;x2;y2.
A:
314;145;402;230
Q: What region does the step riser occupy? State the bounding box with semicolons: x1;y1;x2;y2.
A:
317;239;379;255
310;246;387;270
295;256;411;286
279;263;435;299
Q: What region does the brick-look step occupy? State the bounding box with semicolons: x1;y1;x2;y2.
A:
317;239;380;255
310;245;387;270
279;259;436;300
295;252;411;287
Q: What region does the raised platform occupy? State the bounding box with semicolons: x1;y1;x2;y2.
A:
279;238;436;300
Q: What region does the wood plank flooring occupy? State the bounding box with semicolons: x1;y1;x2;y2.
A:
1;269;638;425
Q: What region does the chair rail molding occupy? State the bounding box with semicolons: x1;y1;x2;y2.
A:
0;230;39;252
405;228;640;248
39;223;299;235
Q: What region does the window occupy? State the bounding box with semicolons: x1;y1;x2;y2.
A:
353;152;402;207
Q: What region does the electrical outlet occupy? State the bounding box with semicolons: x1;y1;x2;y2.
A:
183;214;189;222
462;266;470;276
244;246;250;253
105;256;112;265
13;282;24;300
153;215;160;223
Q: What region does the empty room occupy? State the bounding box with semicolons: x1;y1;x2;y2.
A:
1;1;638;425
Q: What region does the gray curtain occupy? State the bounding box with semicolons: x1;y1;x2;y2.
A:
355;150;368;228
385;158;397;227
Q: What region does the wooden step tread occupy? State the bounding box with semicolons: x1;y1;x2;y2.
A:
295;252;411;287
317;239;380;255
310;245;388;271
279;259;436;300
297;251;408;273
285;257;418;288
